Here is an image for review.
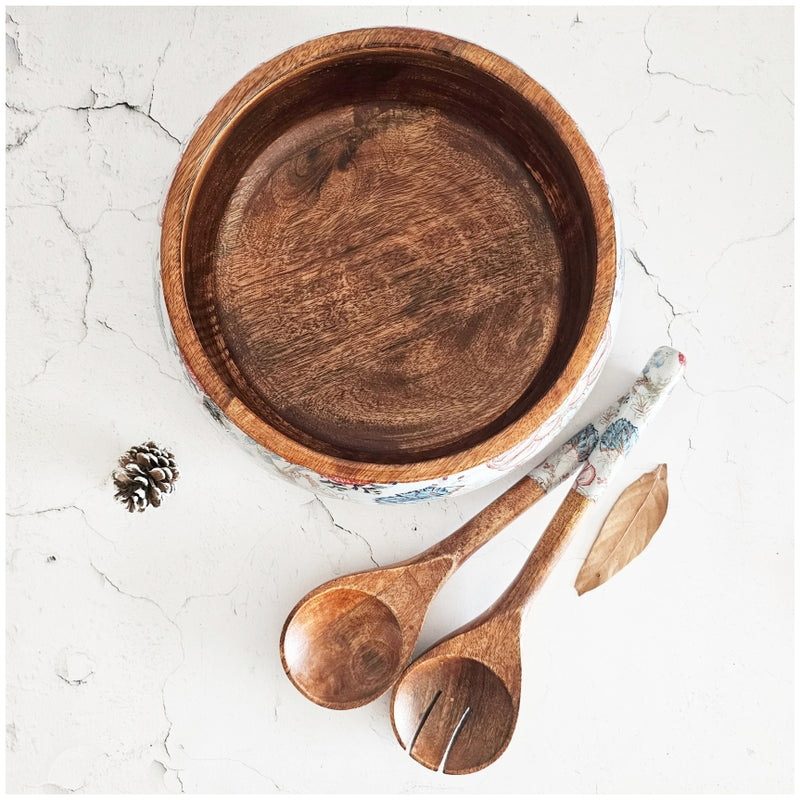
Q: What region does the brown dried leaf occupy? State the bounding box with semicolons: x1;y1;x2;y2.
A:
575;464;669;595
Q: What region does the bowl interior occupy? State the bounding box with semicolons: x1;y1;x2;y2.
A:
179;43;602;466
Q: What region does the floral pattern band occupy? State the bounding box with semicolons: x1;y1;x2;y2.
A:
573;346;686;502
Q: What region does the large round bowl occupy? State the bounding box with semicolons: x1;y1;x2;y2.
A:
160;27;621;503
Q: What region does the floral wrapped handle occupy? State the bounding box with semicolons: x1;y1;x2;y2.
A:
575;346;686;501
527;396;624;493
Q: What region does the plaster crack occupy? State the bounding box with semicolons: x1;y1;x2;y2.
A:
130;201;160;222
33;781;87;794
599;49;654;153
6;14;30;72
8;200;93;387
7;502;114;544
88;100;182;146
142;108;181;146
148;40;172;117
692;382;790;405
706;217;794;278
5;104;42;150
12;97;182;146
86;555;186;779
176;533;271;620
174;585;239;620
55;206;92;343
627;247;699;346
57;671;94;687
89;558;173;619
153;757;185;793
159;700;182;792
629;182;648;230
97;319;181;384
229;759;281;791
7;503;77;518
643;13;753;98
5;100;29;114
600;105;637;153
175;753;281;792
158;608;187;778
312;498;380;567
336;522;379;567
41;169;67;202
189;6;199;38
20;345;70;387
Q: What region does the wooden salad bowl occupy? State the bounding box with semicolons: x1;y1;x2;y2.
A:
160;27;619;503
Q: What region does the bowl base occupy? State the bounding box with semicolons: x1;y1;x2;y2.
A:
211;100;565;462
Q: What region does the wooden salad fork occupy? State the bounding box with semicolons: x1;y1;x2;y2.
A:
390;346;685;774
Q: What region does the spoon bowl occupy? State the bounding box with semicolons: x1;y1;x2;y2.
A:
280;475;548;709
281;587;405;708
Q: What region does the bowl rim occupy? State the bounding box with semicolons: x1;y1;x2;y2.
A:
160;26;618;485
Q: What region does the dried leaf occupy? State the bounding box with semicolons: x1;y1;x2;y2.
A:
575;464;669;595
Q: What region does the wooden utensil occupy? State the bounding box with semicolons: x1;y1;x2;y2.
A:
280;385;629;710
390;346;685;774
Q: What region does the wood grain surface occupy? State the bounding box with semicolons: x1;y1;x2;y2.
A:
391;488;594;774
162;28;617;482
279;475;546;708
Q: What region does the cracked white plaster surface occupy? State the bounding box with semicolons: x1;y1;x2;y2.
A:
6;5;793;794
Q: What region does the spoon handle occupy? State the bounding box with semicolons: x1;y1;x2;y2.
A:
421;395;626;569
493;345;686;615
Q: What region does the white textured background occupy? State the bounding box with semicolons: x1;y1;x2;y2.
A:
5;5;793;793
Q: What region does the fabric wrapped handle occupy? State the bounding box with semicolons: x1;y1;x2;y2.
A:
574;345;686;501
527;396;624;494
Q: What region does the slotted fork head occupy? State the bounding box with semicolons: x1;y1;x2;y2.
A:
391;655;518;774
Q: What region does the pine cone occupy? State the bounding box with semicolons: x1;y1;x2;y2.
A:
113;441;179;512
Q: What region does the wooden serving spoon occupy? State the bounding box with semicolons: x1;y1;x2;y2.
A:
280;387;629;709
390;346;685;774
